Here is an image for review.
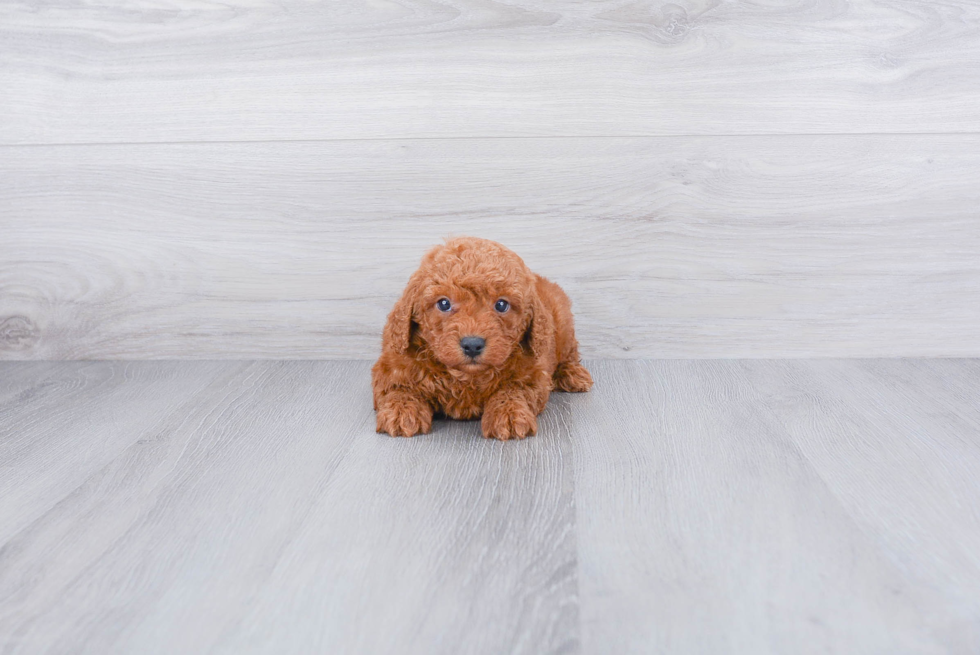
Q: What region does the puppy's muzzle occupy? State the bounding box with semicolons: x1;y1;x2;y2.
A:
459;336;486;359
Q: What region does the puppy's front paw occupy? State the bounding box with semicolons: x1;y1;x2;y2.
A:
482;397;537;440
376;394;433;437
554;361;594;393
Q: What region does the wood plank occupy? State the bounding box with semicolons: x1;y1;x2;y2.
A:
0;361;233;544
4;360;980;652
737;359;980;620
2;135;979;359
0;361;370;653
572;360;980;653
0;361;578;654
2;0;980;144
213;377;578;655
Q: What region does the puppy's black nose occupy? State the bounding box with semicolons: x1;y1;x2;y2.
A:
460;336;486;358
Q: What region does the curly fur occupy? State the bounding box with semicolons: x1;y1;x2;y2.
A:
372;236;593;440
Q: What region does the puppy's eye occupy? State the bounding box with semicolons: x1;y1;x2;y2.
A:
436;298;452;312
494;299;510;313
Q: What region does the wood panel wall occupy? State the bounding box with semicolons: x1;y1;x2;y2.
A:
2;0;978;359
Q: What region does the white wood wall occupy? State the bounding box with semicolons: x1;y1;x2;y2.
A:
2;0;979;359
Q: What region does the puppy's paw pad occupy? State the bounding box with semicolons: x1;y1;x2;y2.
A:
482;401;537;440
376;397;432;437
554;362;593;392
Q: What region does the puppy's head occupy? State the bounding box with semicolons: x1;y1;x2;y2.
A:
384;237;549;372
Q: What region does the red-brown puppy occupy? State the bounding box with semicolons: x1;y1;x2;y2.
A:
372;237;592;440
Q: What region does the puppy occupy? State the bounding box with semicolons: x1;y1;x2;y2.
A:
372;237;592;440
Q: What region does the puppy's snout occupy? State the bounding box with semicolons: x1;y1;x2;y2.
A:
459;336;486;358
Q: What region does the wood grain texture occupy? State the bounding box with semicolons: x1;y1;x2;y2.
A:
2;0;980;143
3;135;979;359
3;360;980;653
0;361;577;655
0;361;234;545
573;360;980;653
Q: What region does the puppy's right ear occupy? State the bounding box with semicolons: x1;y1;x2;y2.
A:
382;273;422;354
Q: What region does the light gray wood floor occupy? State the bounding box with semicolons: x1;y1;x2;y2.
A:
2;360;979;654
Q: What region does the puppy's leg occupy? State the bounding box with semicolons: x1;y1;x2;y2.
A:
372;354;433;437
536;275;593;393
375;390;433;437
481;375;551;440
554;360;593;392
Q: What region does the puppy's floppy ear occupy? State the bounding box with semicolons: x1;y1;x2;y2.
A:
382;272;422;354
522;292;555;361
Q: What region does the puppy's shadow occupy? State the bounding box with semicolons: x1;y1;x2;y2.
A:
428;413;482;439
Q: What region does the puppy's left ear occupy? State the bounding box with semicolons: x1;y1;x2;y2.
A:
523;293;555;361
382;272;422;354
